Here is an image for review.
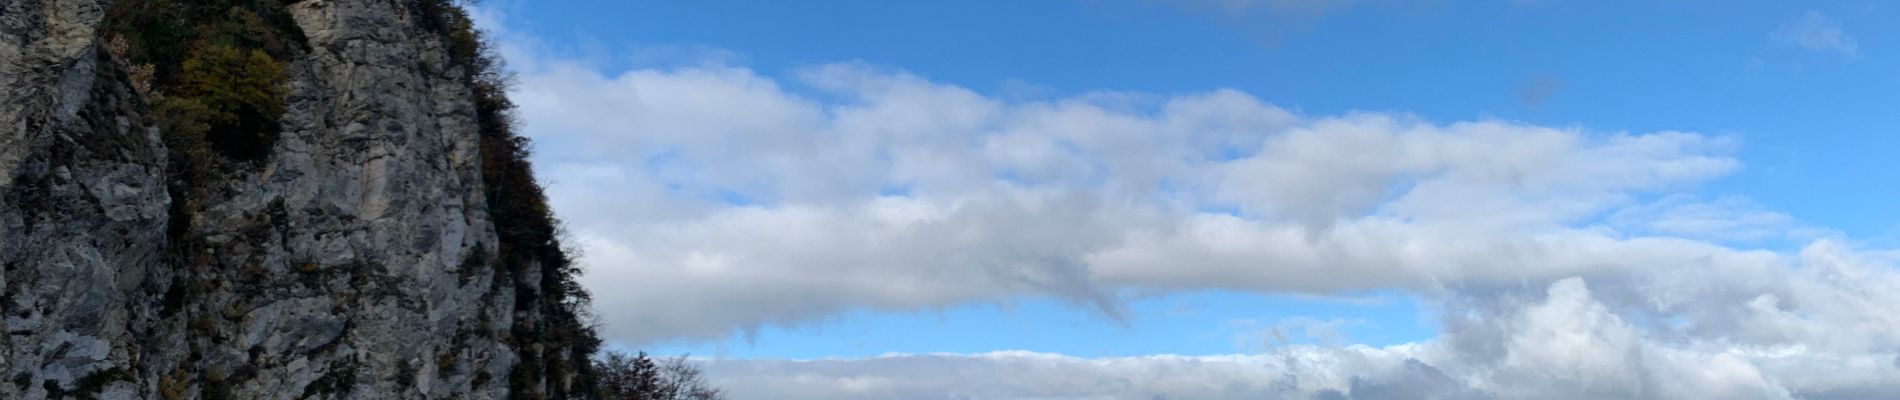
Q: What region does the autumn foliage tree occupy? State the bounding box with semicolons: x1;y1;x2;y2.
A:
158;43;286;162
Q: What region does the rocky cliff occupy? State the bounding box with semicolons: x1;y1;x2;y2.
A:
0;0;601;398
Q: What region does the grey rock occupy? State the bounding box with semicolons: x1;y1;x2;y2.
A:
2;0;597;398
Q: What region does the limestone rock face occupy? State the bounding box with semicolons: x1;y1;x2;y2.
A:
1;0;593;398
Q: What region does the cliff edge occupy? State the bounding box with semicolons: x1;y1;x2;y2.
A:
0;0;601;398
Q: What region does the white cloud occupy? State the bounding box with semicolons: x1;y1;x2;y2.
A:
474;9;1900;398
700;263;1900;398
698;349;1404;399
514;57;1754;342
1608;195;1809;243
1772;11;1859;58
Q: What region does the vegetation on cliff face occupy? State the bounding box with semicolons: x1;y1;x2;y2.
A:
414;1;605;398
101;1;306;397
95;0;607;398
102;0;301;277
104;0;301;164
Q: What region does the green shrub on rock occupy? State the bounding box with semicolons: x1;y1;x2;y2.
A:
162;43;286;162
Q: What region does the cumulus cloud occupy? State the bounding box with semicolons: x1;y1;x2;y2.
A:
1772;11;1859;58
514;56;1757;342
474;7;1900;398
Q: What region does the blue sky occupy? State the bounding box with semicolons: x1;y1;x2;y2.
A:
642;291;1429;359
479;1;1900;397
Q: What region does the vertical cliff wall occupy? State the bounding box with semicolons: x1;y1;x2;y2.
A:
0;0;600;398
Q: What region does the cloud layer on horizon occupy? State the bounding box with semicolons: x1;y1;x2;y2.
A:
475;7;1900;398
701;253;1900;399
